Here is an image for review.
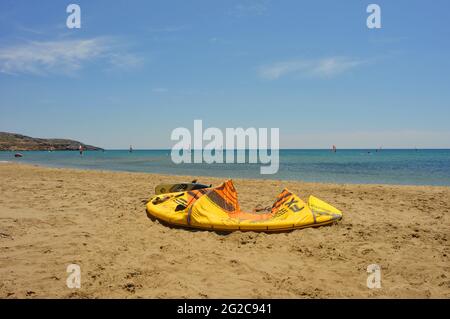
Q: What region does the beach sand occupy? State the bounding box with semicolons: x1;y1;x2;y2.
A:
0;162;449;298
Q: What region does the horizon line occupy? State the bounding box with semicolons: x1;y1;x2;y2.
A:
39;147;450;151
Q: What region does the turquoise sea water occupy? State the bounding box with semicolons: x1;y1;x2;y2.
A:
1;149;450;186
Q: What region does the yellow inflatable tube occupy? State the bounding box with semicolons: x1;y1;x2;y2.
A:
146;180;342;232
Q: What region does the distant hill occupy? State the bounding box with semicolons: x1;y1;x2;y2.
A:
0;132;103;151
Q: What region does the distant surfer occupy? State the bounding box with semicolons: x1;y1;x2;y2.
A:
79;144;83;156
129;145;133;153
332;145;337;153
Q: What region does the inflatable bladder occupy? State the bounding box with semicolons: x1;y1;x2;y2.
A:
146;180;342;232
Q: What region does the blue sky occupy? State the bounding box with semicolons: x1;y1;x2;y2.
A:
0;0;449;149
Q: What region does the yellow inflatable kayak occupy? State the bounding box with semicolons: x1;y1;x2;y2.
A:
146;180;342;232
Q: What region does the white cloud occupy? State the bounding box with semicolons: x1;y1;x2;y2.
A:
16;25;45;35
311;57;363;77
231;0;270;17
258;57;365;80
259;60;309;80
108;53;143;69
0;38;141;76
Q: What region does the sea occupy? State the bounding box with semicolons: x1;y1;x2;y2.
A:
1;149;450;186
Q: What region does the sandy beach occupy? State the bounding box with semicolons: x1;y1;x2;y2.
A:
0;162;449;298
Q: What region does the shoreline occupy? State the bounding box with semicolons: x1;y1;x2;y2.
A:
4;161;450;189
0;163;449;298
2;148;450;151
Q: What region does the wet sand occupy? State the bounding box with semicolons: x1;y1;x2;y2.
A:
0;163;449;298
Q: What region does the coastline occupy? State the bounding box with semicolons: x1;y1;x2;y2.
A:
2;149;450;187
0;163;449;298
5;160;450;189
